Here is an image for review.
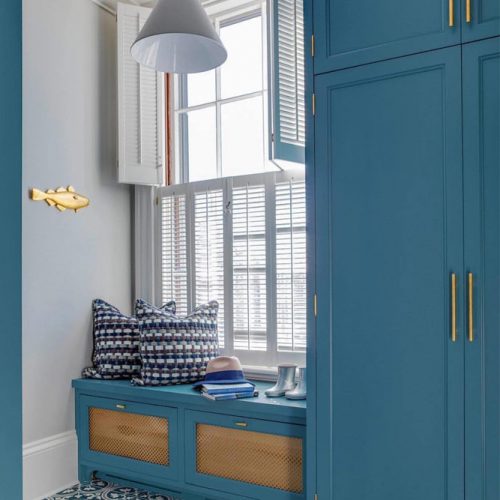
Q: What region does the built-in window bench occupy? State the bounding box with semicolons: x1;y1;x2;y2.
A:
72;379;306;500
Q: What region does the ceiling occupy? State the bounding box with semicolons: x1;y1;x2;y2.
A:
95;0;154;11
95;0;215;13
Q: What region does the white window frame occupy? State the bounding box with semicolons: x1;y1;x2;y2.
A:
172;0;276;184
131;0;308;375
154;167;306;369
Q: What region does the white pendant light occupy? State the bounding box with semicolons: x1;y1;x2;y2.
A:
131;0;227;74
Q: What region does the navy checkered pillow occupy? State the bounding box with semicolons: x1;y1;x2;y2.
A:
132;300;219;386
82;298;176;380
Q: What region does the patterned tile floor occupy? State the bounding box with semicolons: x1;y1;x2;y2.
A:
45;479;179;499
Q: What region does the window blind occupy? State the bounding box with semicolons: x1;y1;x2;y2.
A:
275;180;307;352
161;194;188;315
232;184;268;352
194;190;225;346
159;170;306;366
272;0;305;163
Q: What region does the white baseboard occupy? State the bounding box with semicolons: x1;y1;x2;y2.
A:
23;431;78;500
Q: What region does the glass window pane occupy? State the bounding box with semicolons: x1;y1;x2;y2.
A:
220;15;263;99
184;106;217;182
221;96;265;177
187;70;216;107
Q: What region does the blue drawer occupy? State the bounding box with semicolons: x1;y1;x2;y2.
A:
78;395;179;482
185;410;306;500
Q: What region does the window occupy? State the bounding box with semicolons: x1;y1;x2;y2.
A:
158;170;306;367
125;0;307;369
116;0;305;186
173;1;275;183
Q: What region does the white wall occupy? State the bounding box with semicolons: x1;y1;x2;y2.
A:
22;0;132;497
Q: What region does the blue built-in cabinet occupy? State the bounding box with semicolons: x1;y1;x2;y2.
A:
313;0;500;73
0;1;22;498
463;37;500;500
73;379;306;500
308;0;500;496
314;47;464;500
463;0;500;42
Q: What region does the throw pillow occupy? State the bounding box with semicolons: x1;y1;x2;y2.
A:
133;300;219;386
82;298;176;380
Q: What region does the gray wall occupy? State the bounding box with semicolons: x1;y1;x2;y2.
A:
23;0;132;445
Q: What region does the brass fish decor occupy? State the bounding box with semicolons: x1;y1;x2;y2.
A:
31;186;90;212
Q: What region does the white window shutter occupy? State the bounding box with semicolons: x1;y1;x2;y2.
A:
271;0;305;164
275;179;306;352
194;189;225;346
232;184;268;352
160;193;189;315
117;2;164;185
157;171;306;366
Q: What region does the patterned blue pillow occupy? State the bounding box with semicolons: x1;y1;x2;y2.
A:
133;300;219;386
82;299;176;380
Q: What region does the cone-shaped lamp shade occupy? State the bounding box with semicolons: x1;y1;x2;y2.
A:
131;0;227;73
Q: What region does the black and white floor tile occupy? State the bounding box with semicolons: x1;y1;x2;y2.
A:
44;479;178;500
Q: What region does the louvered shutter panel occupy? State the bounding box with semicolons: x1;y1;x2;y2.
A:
161;193;188;315
118;2;164;185
194;189;225;347
232;185;268;351
271;0;305;164
275;180;306;352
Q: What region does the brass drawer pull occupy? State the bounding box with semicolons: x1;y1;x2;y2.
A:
235;422;248;428
451;273;457;342
115;404;126;410
449;0;455;27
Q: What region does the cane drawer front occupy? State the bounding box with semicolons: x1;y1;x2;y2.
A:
79;395;179;480
185;410;305;500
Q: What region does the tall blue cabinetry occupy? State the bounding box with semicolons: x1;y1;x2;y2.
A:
463;0;500;42
313;0;500;73
0;1;22;498
308;0;500;497
463;37;500;500
314;47;464;500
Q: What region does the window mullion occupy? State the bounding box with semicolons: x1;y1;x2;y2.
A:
216;102;222;178
153;187;161;305
180;113;189;184
223;178;234;354
265;173;278;367
215;17;223;179
175;90;263;114
262;0;270;168
178;75;190;184
186;185;196;314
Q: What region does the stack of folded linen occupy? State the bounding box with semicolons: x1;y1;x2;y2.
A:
200;382;256;401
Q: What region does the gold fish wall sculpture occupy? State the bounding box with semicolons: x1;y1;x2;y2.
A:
31;186;90;212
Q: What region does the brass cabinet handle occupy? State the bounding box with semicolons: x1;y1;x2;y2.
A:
468;273;474;342
466;0;472;23
451;273;457;342
449;0;455;26
235;422;248;428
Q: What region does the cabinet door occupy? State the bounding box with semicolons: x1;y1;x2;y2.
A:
462;0;500;42
313;0;460;73
185;410;305;500
314;47;464;500
463;37;500;500
78;395;179;481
